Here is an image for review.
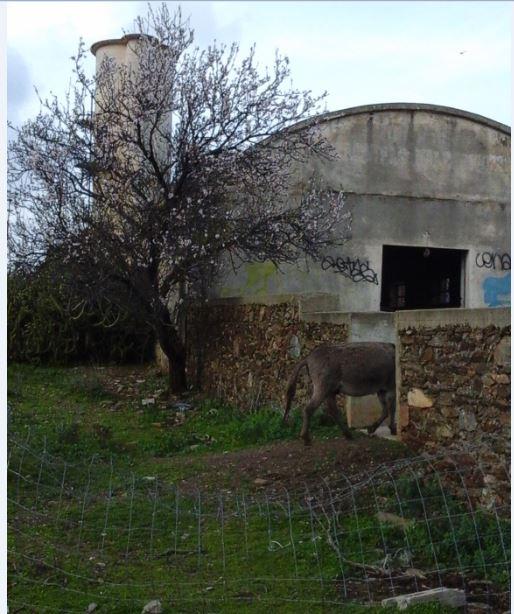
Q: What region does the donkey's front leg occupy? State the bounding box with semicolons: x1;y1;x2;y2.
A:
326;395;353;440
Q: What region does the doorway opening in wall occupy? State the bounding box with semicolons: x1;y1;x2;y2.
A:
380;245;466;311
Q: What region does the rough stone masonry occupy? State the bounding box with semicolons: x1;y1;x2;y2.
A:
159;300;510;508
186;300;348;410
399;321;510;509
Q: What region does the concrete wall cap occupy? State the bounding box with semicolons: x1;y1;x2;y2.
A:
284;102;511;137
91;33;159;56
396;307;511;328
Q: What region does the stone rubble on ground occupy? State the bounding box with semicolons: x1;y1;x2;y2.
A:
375;511;412;528
173;401;193;412
141;600;163;614
382;587;466;609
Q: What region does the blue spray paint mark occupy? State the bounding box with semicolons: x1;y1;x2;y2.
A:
483;272;511;307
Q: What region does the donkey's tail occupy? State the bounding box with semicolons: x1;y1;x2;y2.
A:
283;359;308;422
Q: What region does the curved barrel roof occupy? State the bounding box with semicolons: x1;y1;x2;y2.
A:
284;102;510;204
292;102;510;136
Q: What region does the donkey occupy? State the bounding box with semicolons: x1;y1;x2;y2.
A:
284;342;396;445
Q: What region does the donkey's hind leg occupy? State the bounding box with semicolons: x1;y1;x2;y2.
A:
300;391;324;446
367;390;391;434
326;395;353;440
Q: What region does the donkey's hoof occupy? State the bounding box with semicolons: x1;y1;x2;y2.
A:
343;430;354;440
301;436;312;447
366;425;376;435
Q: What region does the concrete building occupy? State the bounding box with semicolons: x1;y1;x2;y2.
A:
213;103;511;321
89;35;511;429
207;103;510;427
88;38;510;320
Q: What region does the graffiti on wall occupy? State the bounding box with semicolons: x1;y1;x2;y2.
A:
475;252;511;271
483;273;511;307
321;255;379;285
476;252;511;307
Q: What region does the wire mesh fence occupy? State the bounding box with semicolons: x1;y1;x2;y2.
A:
8;431;510;613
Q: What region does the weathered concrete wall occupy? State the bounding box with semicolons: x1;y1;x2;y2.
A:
397;308;510;504
303;104;510;203
213;104;510;311
92;34;142;71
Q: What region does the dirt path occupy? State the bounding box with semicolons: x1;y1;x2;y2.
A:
172;433;411;494
89;365;413;494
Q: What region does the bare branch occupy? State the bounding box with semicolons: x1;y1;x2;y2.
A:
8;3;350;392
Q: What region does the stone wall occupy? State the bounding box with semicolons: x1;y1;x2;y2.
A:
162;304;511;485
397;309;510;506
186;298;348;409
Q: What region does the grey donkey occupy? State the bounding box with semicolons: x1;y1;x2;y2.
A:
284;342;396;445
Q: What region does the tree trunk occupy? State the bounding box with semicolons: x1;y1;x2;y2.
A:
155;303;187;395
167;349;187;395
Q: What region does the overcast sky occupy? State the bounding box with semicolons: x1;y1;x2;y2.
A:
6;1;512;129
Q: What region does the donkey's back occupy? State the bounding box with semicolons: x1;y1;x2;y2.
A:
306;342;395;397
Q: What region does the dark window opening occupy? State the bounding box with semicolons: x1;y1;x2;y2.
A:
381;245;465;311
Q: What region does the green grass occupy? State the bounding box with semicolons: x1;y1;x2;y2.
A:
8;363;341;464
8;364;507;613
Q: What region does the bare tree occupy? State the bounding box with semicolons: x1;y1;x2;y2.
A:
8;4;350;394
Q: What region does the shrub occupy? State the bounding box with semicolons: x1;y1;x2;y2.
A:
8;264;155;365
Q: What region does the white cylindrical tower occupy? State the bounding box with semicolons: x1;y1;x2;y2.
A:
90;33;142;70
91;33;170;166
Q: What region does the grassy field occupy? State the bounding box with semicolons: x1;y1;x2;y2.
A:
8;364;508;613
8;363;344;467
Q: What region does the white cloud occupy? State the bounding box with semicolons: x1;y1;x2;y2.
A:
7;2;137;43
6;1;510;127
7;2;144;123
269;31;508;70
